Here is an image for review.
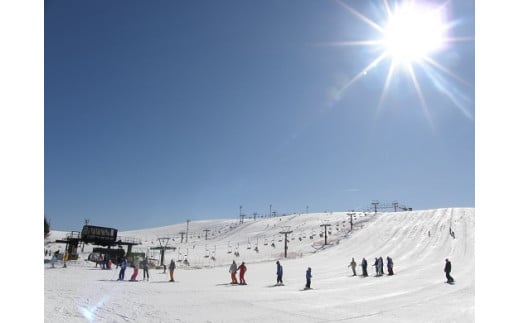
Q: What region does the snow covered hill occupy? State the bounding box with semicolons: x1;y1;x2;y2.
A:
44;208;474;322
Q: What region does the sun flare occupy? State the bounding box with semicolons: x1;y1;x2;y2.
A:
383;3;446;64
330;0;473;124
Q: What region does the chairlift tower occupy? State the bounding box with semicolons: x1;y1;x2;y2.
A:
371;200;380;214
156;237;170;267
186;220;190;243
203;229;210;240
279;227;293;258
347;211;356;232
392;201;399;212
320;223;331;245
239;206;245;224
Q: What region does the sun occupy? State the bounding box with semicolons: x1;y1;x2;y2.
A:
329;0;473;124
383;2;446;64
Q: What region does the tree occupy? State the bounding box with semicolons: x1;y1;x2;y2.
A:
44;216;50;238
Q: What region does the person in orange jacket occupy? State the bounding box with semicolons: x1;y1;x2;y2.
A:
237;261;247;285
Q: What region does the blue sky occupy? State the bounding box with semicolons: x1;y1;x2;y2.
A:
44;0;475;231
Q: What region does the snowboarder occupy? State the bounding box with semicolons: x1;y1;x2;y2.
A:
237;261;247;285
361;258;368;277
444;258;454;283
348;258;357;276
142;257;150;281
386;256;394;275
276;261;283;285
229;260;238;284
169;259;176;282
305;267;312;289
118;258;128;280
129;264;139;281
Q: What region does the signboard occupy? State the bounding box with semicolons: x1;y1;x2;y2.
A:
81;225;118;244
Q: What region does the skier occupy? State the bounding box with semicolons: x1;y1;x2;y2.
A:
444;258;454;283
372;258;379;276
50;254;56;268
237;261;247;285
348;258;357;276
129;263;139;281
387;256;394;275
229;260;238;284
142;257;150;281
169;259;176;282
378;257;384;275
276;261;283;285
361;258;368;277
118;257;128;280
305;267;312;289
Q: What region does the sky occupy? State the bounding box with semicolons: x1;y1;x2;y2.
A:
42;0;476;232
43;208;475;322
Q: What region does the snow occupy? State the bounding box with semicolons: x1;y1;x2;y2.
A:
44;208;474;322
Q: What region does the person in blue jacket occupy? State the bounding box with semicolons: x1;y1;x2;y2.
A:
305;267;312;289
386;256;394;275
118;257;128;280
276;261;283;285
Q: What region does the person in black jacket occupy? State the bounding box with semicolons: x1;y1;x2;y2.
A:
361;258;368;277
444;258;454;283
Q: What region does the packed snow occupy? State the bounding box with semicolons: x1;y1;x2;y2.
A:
44;208;474;322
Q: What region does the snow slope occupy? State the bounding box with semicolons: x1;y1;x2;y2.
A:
44;208;474;322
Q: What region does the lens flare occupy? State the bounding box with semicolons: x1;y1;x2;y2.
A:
328;0;473;124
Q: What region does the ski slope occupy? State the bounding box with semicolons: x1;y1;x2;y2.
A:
44;208;474;322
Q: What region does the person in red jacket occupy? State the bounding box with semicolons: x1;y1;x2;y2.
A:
237;261;247;285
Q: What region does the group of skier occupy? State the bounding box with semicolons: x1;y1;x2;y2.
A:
347;256;394;277
228;260;248;285
111;255;453;287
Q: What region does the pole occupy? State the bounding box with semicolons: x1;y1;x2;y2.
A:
320;224;331;245
372;201;379;214
347;212;355;231
279;229;293;258
392;201;399;212
186;220;190;243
